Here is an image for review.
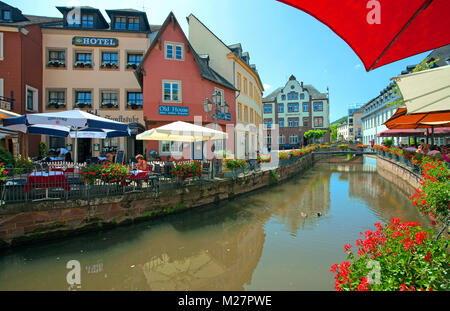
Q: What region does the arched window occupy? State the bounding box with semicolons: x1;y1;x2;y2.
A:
287;92;298;100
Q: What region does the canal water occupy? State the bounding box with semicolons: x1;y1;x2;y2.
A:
0;157;432;291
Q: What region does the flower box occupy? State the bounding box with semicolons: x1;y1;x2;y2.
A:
74;62;92;69
100;62;119;69
47;61;66;68
47;101;66;109
101;101;118;109
126;63;138;70
74;102;92;109
127;103;143;110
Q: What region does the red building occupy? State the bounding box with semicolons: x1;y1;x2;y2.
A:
0;1;61;156
135;12;236;160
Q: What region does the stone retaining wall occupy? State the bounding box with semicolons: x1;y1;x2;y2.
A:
376;156;422;192
0;154;316;249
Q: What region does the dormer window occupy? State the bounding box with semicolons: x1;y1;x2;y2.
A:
114;16;140;30
2;10;11;21
114;17;126;29
81;14;94;28
128;17;139;30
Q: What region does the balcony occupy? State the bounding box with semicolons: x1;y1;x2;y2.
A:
0;96;14;111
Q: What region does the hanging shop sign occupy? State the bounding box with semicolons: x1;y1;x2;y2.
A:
72;36;118;47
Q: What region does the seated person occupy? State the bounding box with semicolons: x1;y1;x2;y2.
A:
442;146;450;162
106;152;114;163
427;145;441;156
136;154;149;171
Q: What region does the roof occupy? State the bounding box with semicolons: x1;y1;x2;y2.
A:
0;14;62;27
105;8;150;31
303;84;328;100
262;87;283;103
56;6;109;29
136;12;236;91
426;44;450;67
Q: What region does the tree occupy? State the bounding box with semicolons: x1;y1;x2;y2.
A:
304;129;327;145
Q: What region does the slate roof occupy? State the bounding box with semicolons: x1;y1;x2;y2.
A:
0;14;62;27
426;44;450;67
262;87;283;103
303;84;328;100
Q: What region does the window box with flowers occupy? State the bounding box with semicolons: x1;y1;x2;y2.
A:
74;102;92;109
101;101;119;109
74;61;92;69
100;62;119;70
127;102;143;110
47;60;66;68
126;63;138;70
47;101;66;109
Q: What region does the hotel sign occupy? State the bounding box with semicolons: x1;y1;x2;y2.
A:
72;36;118;47
159;105;189;116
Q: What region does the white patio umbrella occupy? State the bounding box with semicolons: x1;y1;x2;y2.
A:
3;109;129;164
392;65;450;114
136;121;228;142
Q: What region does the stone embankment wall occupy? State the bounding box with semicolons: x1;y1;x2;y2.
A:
0;155;316;249
376;156;422;193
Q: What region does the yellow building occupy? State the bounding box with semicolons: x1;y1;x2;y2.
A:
41;6;156;162
188;14;264;159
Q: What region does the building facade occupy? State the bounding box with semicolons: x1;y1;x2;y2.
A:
41;6;153;162
262;75;330;150
136;12;236;161
187;14;263;159
0;1;61;157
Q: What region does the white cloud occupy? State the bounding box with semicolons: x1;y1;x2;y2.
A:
263;83;271;90
354;63;362;69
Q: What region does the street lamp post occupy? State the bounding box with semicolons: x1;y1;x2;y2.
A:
203;90;229;178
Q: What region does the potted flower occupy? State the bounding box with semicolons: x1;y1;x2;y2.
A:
75;102;91;109
126;63;137;70
101;101;118;109
47;101;66;109
127;103;143;110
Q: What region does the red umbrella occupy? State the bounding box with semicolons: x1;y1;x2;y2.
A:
277;0;450;71
376;129;425;137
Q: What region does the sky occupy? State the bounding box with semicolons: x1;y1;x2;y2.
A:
10;0;430;122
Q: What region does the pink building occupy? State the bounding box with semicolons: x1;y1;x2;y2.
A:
136;12;236;160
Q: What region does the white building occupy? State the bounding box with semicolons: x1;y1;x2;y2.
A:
337;123;349;141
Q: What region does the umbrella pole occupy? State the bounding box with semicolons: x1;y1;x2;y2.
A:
431;126;435;146
74;128;78;167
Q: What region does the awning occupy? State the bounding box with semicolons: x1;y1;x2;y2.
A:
0;109;20;120
277;0;450;71
392;65;450;114
376;129;425;137
384;107;450;129
424;127;450;136
136;121;228;142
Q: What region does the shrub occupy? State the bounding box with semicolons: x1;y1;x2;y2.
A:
278;152;289;160
39;142;47;158
224;159;248;170
14;155;33;174
382;139;394;147
170;161;202;180
257;154;271;163
331;219;449;291
0;147;14;167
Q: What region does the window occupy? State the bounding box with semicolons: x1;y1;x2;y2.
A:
303;103;308;112
128;17;139;30
49;137;66;150
279;119;284;128
287;92;298;100
26;90;34;111
102;52;118;66
289;135;298;144
288;103;298;112
165;42;184;60
238;102;242;120
101;92;118;107
163;81;181;102
244;106;248;122
249;82;253;98
278;103;284;113
115;16;127;29
68;14;80;27
26;85;38;111
127;53;142;66
294;119;299;127
127;92;143;106
281;95;286;100
48;50;65;65
279;135;285;144
3;10;11;20
81;15;94;28
160;141;183;154
0;32;3;60
236;72;242;90
48;91;65;107
300;93;305;100
266;135;271;145
250;108;254;123
243;77;248;95
75;91;92;107
75;52;92;66
264;104;272;114
314;116;323;127
288;119;293;127
303;117;309;127
313;101;323;111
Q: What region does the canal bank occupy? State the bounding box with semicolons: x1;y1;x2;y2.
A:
0;154;319;249
0;157;433;291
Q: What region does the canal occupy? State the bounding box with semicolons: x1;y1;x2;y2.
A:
0;157;432;291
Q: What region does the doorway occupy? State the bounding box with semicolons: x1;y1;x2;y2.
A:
77;138;92;163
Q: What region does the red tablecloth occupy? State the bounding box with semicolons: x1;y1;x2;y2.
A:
23;172;70;193
128;170;149;182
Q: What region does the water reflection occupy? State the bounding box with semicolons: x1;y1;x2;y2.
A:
0;158;431;291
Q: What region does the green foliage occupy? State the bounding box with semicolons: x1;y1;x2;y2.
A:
14;155;33;174
331;219;449;291
330;123;339;143
80;163;129;185
382;138;394;147
0;147;14;167
269;170;280;184
304;129;327;140
39;142;47;158
224;159;248;170
171;161;202;180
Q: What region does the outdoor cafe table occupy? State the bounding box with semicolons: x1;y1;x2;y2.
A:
23;171;70;197
128;170;149;182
